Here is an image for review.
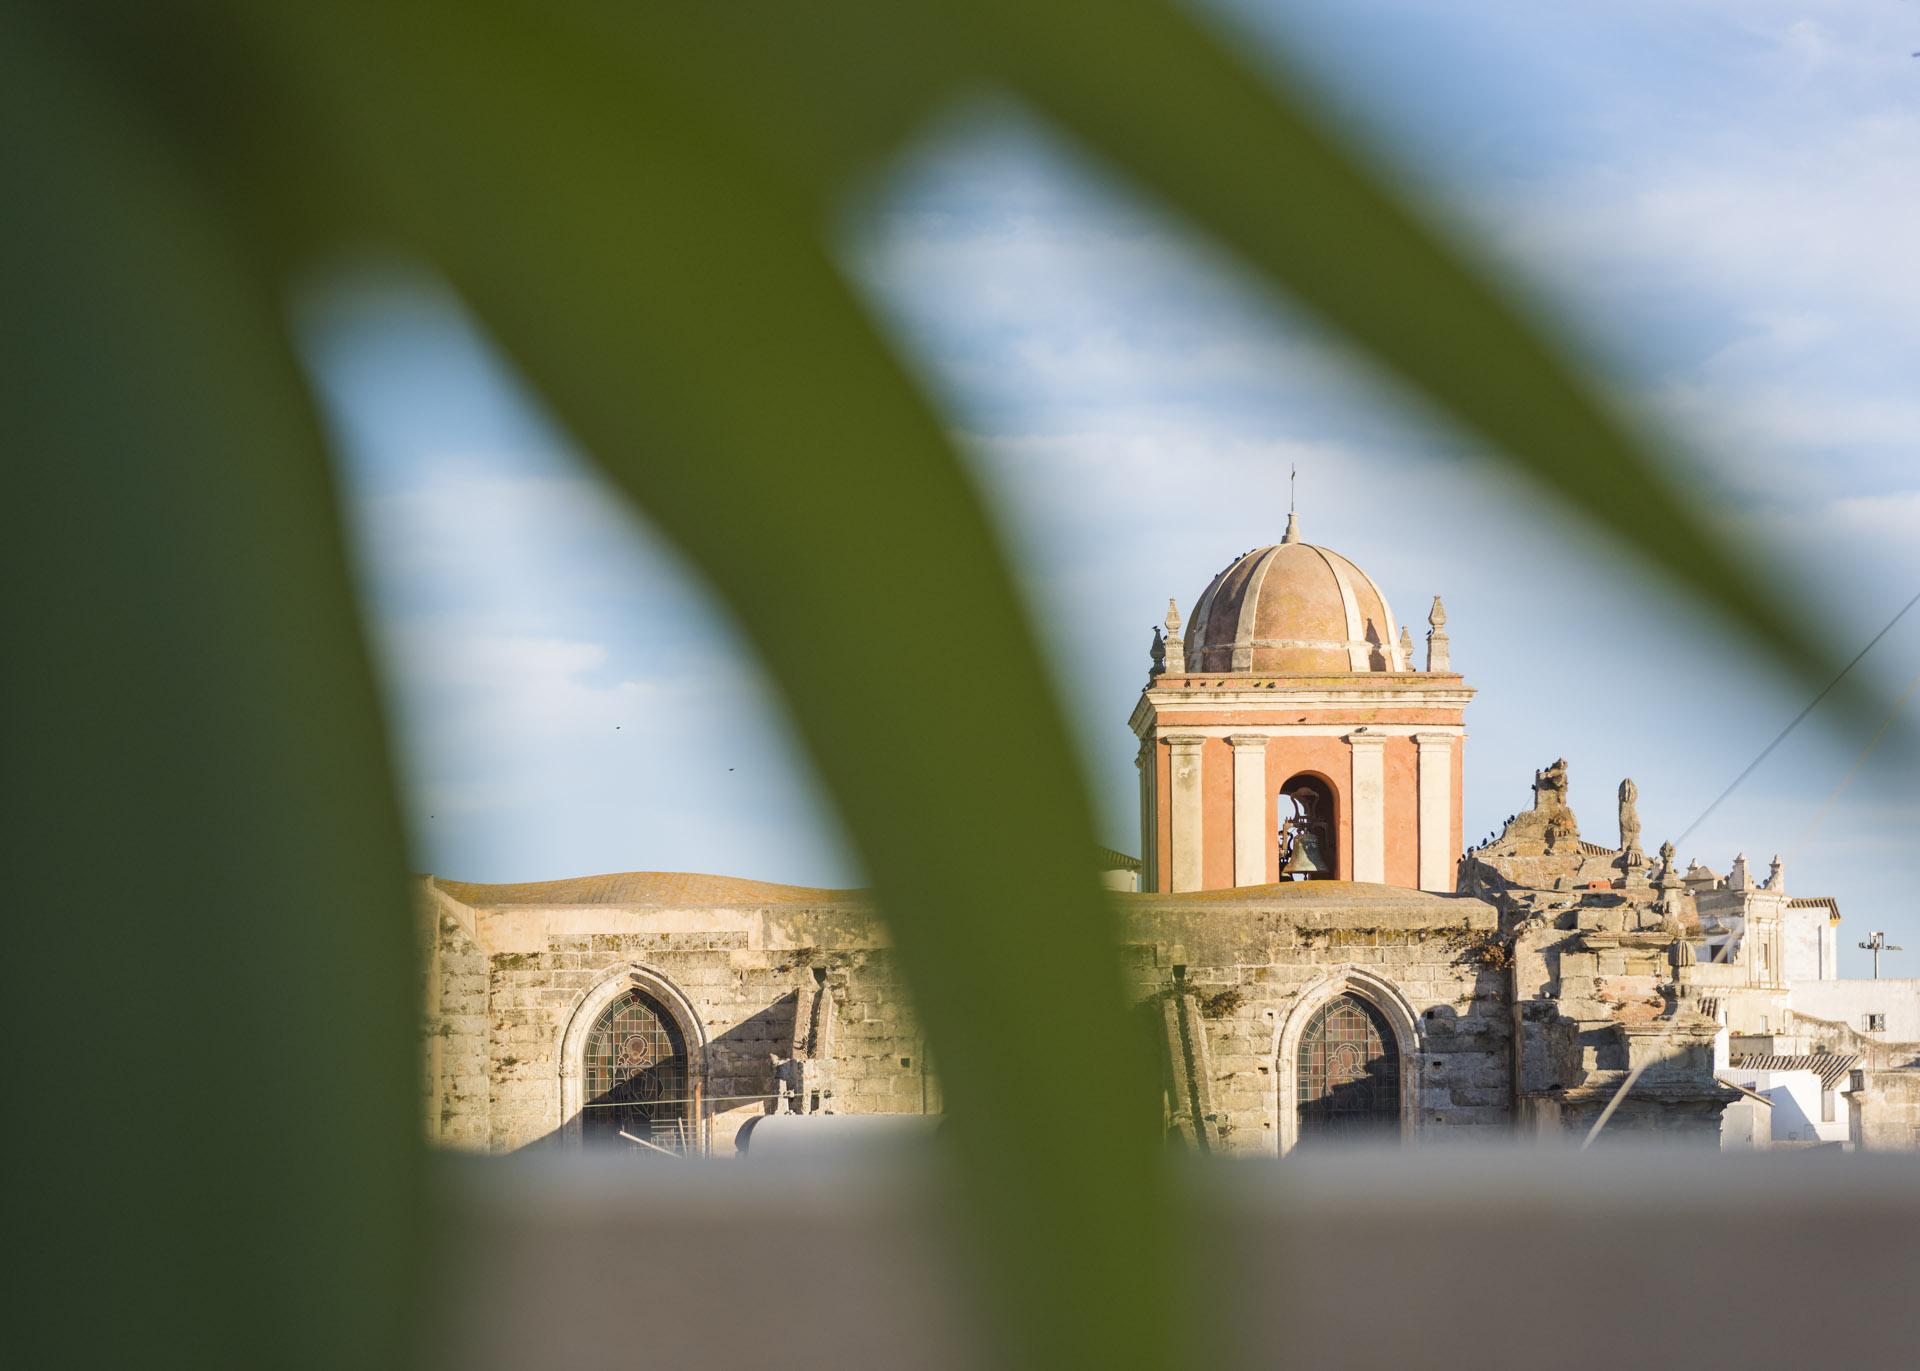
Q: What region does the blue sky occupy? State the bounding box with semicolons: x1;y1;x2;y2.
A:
303;1;1919;977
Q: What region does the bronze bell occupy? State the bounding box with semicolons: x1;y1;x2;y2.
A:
1281;827;1329;878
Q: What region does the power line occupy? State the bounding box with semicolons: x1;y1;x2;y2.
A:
1787;666;1920;865
1675;589;1920;849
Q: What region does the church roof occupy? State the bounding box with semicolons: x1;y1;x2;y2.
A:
436;847;1145;905
431;870;858;908
1183;519;1406;674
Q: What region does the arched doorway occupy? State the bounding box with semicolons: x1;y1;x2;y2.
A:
1295;993;1400;1144
581;987;694;1154
1278;772;1338;880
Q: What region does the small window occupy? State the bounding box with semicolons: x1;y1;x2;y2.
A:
1864;1013;1887;1032
1821;1088;1835;1123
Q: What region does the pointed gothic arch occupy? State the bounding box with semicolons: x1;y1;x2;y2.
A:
560;964;709;1153
1273;968;1421;1154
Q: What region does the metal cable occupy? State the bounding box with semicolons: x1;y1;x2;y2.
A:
1787;667;1920;865
1675;588;1920;849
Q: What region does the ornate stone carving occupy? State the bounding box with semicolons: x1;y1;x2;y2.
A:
1534;757;1569;809
1426;595;1451;672
1160;598;1185;674
1617;778;1644;869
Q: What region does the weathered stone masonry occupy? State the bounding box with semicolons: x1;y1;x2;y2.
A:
419;872;1509;1155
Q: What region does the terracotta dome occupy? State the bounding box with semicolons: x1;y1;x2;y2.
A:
1184;516;1406;674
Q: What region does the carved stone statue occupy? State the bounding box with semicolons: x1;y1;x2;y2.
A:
1618;778;1643;867
1522;757;1578;853
1534;758;1569;811
1658;840;1677;875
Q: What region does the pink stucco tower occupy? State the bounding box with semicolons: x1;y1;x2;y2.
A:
1130;515;1473;893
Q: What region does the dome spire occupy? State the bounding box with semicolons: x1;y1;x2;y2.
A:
1425;595;1451;672
1159;598;1186;674
1282;464;1301;543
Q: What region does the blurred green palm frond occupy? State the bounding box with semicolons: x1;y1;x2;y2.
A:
3;3;1846;1370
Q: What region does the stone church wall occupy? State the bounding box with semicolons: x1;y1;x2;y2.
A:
420;880;935;1153
419;874;1508;1156
420;883;491;1149
1118;886;1508;1153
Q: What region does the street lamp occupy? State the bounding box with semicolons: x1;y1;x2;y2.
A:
1858;930;1904;979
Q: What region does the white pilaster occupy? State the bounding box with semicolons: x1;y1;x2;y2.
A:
1135;747;1152;894
1346;733;1387;884
1229;734;1268;887
1414;733;1455;893
1166;735;1206;893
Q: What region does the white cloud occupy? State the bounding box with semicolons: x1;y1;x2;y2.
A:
326;436;858;885
309;6;1920;965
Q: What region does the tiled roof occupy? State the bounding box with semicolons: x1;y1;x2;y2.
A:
1788;896;1842;921
1731;1053;1859;1088
1095;846;1142;871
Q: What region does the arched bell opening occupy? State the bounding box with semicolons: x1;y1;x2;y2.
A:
1278;772;1338;881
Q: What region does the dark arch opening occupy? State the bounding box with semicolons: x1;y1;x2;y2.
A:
1295;993;1401;1145
582;987;693;1154
1278;772;1338;881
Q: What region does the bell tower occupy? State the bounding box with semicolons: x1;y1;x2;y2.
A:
1130;520;1472;893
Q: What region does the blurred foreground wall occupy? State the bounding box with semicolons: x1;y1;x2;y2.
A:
428;1149;1920;1371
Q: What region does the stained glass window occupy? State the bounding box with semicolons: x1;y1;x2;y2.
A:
582;988;693;1154
1296;993;1400;1144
